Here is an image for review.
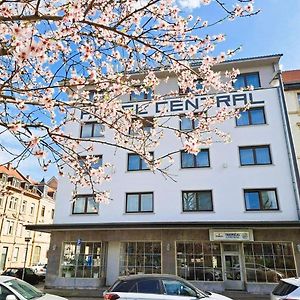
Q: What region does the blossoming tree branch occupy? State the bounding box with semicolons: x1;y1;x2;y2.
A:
0;0;256;201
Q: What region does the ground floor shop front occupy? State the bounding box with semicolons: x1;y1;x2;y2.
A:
31;223;300;294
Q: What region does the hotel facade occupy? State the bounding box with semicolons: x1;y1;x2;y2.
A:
29;54;300;294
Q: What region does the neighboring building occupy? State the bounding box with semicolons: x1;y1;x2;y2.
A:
0;164;56;271
282;70;300;174
29;54;300;293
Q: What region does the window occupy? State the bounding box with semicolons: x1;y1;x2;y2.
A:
79;155;103;170
236;107;266;126
162;279;197;297
4;220;14;235
30;203;35;215
129;118;153;135
21;201;27;213
119;241;161;275
176;241;222;281
32;246;41;264
182;191;213;212
181;150;210;168
298;93;300;106
128;153;153;171
41;206;45;217
243;242;296;282
239;145;272;166
130;88;152;102
180;116;199;131
179;80;203;94
12;247;19;262
0;197;3;207
8;197;18;210
234;72;260;89
244;189;279;211
16;223;23;237
80;122;104;138
126;193;153;213
51;209;54;219
72;195;99;214
60;241;107;278
136;280;161;294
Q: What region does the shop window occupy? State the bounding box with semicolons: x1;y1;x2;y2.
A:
239;145;272;166
244;189;278;211
130;88;152;102
182;191;213;212
126;193;153;213
119;241;161;276
80;122;104;138
72;195;99;214
127;153;153;171
181;150;210;168
236;107;266;126
243;242;297;283
60;241;107;278
176;241;222;281
233;72;260;90
180;116;199;131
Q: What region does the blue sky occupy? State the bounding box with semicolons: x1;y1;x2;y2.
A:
3;0;299;181
188;0;300;70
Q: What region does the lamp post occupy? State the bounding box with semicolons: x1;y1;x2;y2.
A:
22;237;31;280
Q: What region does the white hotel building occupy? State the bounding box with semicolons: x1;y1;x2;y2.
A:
29;54;300;293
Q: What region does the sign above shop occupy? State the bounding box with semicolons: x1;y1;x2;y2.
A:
209;229;254;241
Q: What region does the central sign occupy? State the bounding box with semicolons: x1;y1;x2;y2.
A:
209;229;253;241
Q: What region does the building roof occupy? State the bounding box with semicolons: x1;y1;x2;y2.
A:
282;70;300;84
0;163;29;182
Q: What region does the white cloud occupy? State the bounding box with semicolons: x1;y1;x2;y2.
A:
177;0;201;9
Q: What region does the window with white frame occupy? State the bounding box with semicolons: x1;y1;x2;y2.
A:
4;220;14;235
119;241;161;275
30;203;35;215
8;197;18;210
60;241;107;278
21;200;27;213
12;247;19;262
176;241;222;281
16;223;23;237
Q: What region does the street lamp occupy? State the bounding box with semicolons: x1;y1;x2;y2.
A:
22;237;32;280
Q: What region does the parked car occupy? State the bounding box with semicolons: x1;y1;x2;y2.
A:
104;274;233;300
271;277;300;299
2;268;40;285
30;263;47;280
0;275;68;300
233;263;284;282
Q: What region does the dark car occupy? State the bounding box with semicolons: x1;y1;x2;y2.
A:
2;268;40;285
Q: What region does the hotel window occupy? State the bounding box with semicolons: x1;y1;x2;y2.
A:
130;88;152;102
128;153;153;171
243;242;296;282
79;155;103;171
244;189;278;211
126;193;153;213
129;117;154;135
236;107;266;126
179;80;203;94
234;72;261;89
182;191;213;212
180;116;199;131
60;241;107;278
239;145;272;166
119;241;161;275
80;122;104;138
181;150;210;168
72;195;99;214
176;241;222;281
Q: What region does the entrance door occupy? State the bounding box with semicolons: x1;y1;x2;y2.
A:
222;244;244;290
0;247;8;272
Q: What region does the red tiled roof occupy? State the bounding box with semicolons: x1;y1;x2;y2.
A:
282;70;300;84
0;164;29;182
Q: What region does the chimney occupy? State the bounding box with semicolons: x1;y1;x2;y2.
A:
7;163;12;170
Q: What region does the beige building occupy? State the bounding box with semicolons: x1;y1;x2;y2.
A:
0;164;56;272
283;70;300;174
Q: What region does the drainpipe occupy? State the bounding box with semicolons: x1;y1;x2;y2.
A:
276;69;300;220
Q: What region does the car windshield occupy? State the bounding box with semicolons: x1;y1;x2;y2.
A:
5;279;44;299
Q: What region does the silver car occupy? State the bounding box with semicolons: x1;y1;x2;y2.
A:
104;274;233;300
271;277;300;299
0;276;68;300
